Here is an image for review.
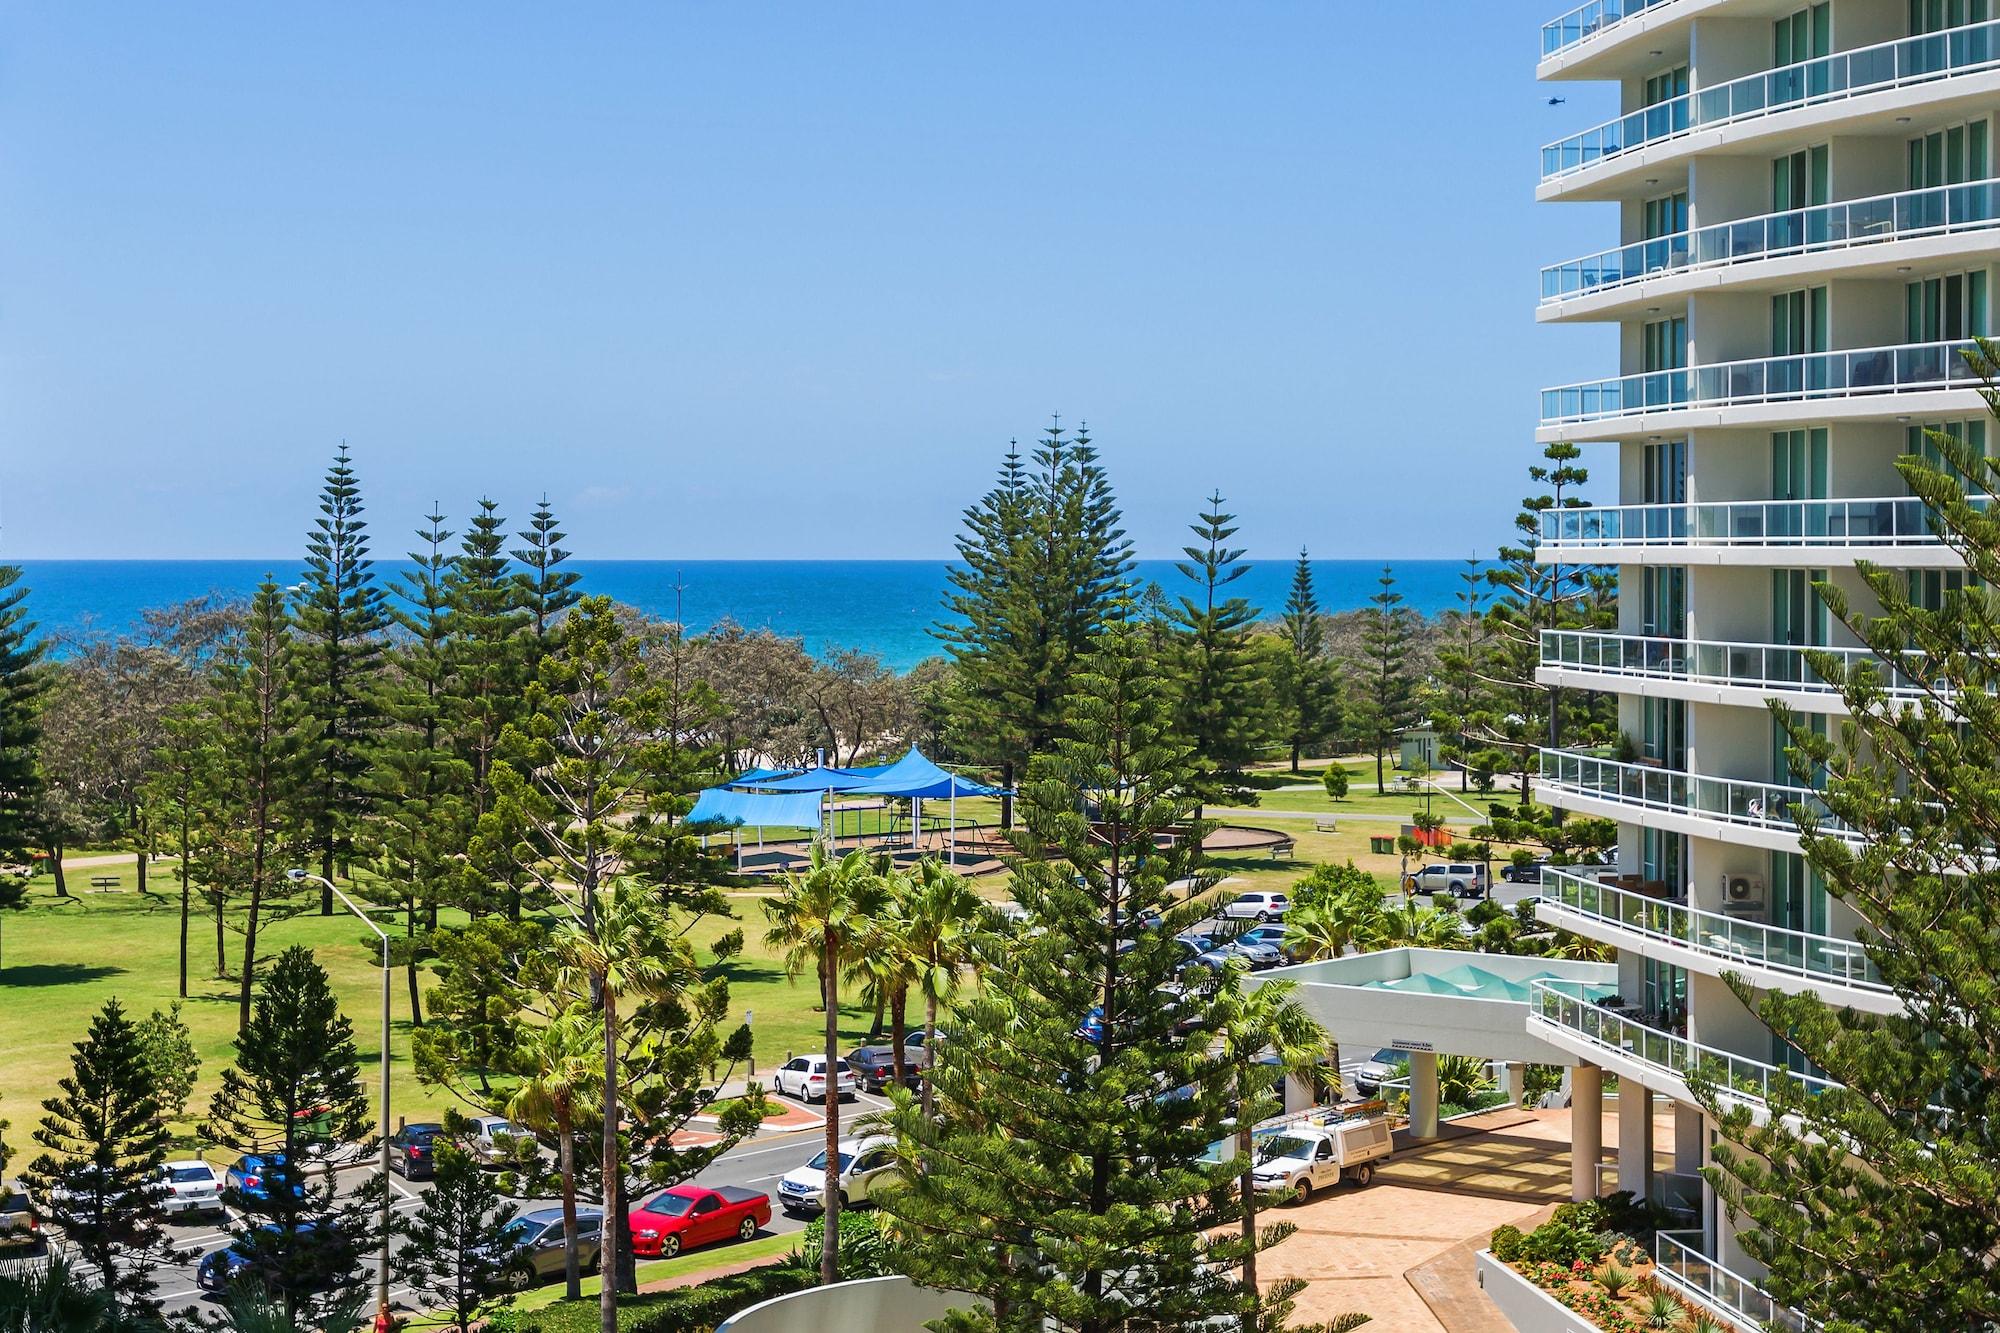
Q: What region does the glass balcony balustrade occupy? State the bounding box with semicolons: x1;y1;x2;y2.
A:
1538;749;1843;839
1538;629;1934;702
1654;1229;1818;1333
1540;339;1982;427
1541;179;2000;304
1538;866;1887;993
1541;0;1680;59
1543;19;2000;181
1536;495;1979;549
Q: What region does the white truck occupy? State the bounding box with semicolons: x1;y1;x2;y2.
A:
1247;1102;1394;1202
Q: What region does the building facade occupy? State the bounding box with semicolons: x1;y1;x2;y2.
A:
1521;2;1993;1328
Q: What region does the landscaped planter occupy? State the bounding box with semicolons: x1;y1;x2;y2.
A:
1477;1250;1603;1333
1479;1196;1726;1333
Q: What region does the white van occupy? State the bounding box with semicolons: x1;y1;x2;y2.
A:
1247;1105;1394;1202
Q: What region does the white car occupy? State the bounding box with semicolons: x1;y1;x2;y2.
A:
465;1116;539;1168
1248;1111;1393;1203
1221;891;1289;922
157;1161;224;1218
773;1055;858;1104
776;1137;900;1215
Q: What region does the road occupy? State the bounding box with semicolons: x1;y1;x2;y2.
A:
133;1089;900;1319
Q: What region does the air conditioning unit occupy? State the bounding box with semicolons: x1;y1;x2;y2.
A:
1722;872;1765;916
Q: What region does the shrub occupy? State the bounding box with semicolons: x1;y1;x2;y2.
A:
1645;1286;1679;1327
792;1208;896;1279
515;1264;814;1333
1597;1263;1632;1297
1321;766;1349;801
1514;1219;1610;1267
1488;1224;1524;1263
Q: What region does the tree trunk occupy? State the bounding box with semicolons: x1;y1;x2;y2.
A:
47;845;67;898
1290;740;1301;773
601;980;620;1333
558;1107;580;1300
1374;745;1386;796
177;815;191;999
821;937;841;1286
1238;1067;1259;1333
237;877;263;1032
864;985;886;1042
889;985;908;1088
136;845;149;897
319;833;334;916
999;759;1014;830
406;905;424;1026
614;1171;636;1296
213;890;226;977
921;992;938;1118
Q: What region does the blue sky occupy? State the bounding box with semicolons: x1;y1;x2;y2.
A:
1;3;1620;560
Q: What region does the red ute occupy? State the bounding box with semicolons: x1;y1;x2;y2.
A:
627;1184;771;1258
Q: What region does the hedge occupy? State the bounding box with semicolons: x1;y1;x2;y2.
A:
512;1263;816;1333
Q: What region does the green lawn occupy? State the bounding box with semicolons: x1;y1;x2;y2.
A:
509;1231;800;1310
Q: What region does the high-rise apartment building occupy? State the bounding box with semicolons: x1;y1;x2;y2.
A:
1516;3;1995;1327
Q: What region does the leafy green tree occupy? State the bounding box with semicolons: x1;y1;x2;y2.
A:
147;705;209;998
1168;492;1268;808
763;846;888;1284
0;567;44;870
1321;764;1349;802
880;619;1352;1332
443;498;529;917
416;917;547;1098
290;446;387;912
896;856;984;1116
500;1008;599;1302
21;998;172;1317
1429;557;1488;791
936;420;1132;825
132;1002;200;1128
514;495;583;659
203;945;374;1325
1355;567;1415;795
394;1138;521;1327
1693;391;2000;1332
0;1254;126;1333
1274;548;1341;772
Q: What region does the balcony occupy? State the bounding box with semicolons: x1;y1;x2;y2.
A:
1540;0;1680;60
1540;179;2000;307
1536;629;1935;710
1535;495;1974;563
1537;867;1892;1005
1539;339;1982;429
1527;978;1838;1114
1542;19;2000;183
1654;1229;1817;1333
1538;749;1842;849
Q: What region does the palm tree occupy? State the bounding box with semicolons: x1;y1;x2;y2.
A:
0;1254;114;1333
762;845;887;1284
1210;967;1327;1333
896;857;985;1117
1381;899;1468;951
551;879;690;1333
505;1008;602;1301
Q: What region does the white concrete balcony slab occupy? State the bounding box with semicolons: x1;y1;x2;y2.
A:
1540;180;2000;319
1527;979;1836;1116
1539;749;1836;854
1535;630;1938;713
1534;495;1970;568
1536;867;1897;1014
1538;340;1985;435
1654;1229;1818;1332
1541;20;2000;190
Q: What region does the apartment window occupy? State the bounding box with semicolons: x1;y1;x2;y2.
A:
1771;287;1829;355
1642;566;1686;638
1640;828;1685;893
1643;191;1688;240
1642;697;1687;769
1641;65;1691;138
1771;712;1827;788
1908;121;1991;189
1772;146;1829;212
1643;439;1688;504
1905;270;1988;342
1911;0;1991;35
1769;852;1830;938
1909;567;1982;608
1643;66;1689;106
1771;429;1829;501
1907;417;1987;481
1643;317;1688;372
1775;5;1831;64
1772;569;1829;648
1640;959;1687;1029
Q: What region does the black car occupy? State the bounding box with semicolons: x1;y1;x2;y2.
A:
388;1123;445;1179
1500;860;1547;884
197;1222;326;1294
845;1044;930;1093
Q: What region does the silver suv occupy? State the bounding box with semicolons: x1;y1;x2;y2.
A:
1404;862;1489;898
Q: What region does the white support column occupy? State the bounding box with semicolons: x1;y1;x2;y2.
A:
1674;1101;1703;1177
1503;1061;1528;1106
1619;1082;1655;1201
1571;1062;1603;1203
1408;1050;1439;1141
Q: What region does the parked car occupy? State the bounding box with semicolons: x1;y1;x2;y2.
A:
158;1161;225;1218
224;1154;303;1205
1404;862;1490;898
1500;859;1547;884
772;1055;858;1104
387;1122;445;1179
490;1206;603;1287
1221;890;1290;921
0;1184;40;1252
197;1222;329;1294
1248;1108;1394;1202
1352;1049;1408;1097
846;1044;930;1094
776;1136;900;1215
1236;924;1294;960
465;1116;538;1169
1179;932;1280;971
627;1185;771;1259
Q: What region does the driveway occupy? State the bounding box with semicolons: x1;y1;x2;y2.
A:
1257;1105;1636;1332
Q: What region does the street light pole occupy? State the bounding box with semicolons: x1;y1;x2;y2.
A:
290;869;392;1329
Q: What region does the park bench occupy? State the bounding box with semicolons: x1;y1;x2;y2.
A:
89;875;120;892
1313;817;1338;833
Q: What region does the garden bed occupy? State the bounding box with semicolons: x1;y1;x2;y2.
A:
1485;1195;1727;1333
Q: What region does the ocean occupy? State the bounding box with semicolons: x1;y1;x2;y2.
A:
13;559;1481;672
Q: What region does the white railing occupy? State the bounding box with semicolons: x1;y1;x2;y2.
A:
1528;979;1842;1111
1539;749;1844;839
1537;494;1975;548
1541;0;1681;58
1538;866;1888;993
1540;338;1983;427
1543;19;2000;181
1541;179;2000;304
1537;630;1936;703
1655;1229;1818;1332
